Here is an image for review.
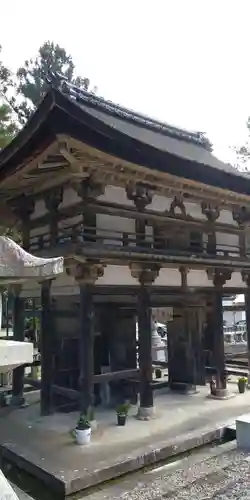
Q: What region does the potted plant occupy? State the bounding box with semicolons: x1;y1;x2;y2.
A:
238;377;248;394
116;403;130;426
75;414;91;445
155;368;162;379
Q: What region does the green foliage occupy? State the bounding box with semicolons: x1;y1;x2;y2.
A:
76;414;91;430
16;41;91;120
0;103;18;148
116;403;131;415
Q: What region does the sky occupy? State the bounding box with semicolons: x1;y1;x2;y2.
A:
1;0;250;162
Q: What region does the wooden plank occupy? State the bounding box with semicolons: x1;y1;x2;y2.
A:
93;368;139;383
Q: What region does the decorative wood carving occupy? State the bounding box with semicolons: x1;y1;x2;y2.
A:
129;262;160;284
179;266;189;289
207;267;232;287
201;202;220;222
169;196;186;217
241;270;250;287
11;196;34;221
66;259;105;284
72;177;105;200
126;182;154;210
44;187;63;213
232;206;250;226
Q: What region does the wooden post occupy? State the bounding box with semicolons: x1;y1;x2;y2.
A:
79;283;94;415
11;285;25;406
242;272;250;385
130;263;160;419
44;188;63;246
126;183;153;246
138;283;153;410
201;202;220;254
66;261;105;417
40;279;54;416
211;268;232;398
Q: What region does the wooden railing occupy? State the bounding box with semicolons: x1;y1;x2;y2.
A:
29;223;248;262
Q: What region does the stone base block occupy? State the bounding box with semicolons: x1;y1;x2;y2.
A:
10;395;27;408
170;382;197;395
136;406;155;421
236;414;250;449
207;388;235;400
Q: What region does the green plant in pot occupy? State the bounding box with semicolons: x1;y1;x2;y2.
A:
238;377;248;394
116;403;130;426
75;414;91;445
155;368;162;379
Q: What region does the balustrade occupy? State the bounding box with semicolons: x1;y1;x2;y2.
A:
29;221;249;262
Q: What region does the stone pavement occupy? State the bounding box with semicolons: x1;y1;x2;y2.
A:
85;442;250;499
1;383;250;496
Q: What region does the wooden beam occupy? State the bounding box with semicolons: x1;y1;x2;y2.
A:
68;136;250;208
29;197;243;235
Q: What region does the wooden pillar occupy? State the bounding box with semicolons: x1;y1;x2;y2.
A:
201;202;220;254
126;183;153;246
233;207;250;258
71;178;104;242
242;272;250;384
11;196;34;406
130;263;160;419
210;268;232;397
79;283;94;415
67;261;105;416
44;188;63;246
11;285;25;406
40;279;54;416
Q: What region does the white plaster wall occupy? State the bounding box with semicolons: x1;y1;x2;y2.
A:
61;187;81;207
224;272;246;288
154;268;181;286
217;209;237;226
58;215;82;232
31;198;47;219
148;195;171;212
216;232;239;256
185;202;206;220
187;270;211;287
98;185;134;206
96;214;135;246
96;265;138;286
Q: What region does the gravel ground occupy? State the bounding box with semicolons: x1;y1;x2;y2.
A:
84;442;250;500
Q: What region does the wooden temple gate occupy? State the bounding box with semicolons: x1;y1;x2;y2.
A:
0;77;250;418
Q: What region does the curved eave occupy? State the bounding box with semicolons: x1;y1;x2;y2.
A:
0;88;250;197
0;91;56;180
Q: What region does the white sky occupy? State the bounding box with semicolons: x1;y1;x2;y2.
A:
1;0;250;161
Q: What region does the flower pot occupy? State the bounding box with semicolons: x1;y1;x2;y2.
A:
238;381;246;394
75;427;92;445
117;413;127;426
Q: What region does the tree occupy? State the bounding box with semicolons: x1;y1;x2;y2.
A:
233;118;250;171
16;41;91;120
0;103;19;148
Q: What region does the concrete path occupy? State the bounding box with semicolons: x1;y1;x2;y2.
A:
1;384;250;496
85;441;250;499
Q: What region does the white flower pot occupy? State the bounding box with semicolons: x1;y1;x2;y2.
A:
75;427;92;445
